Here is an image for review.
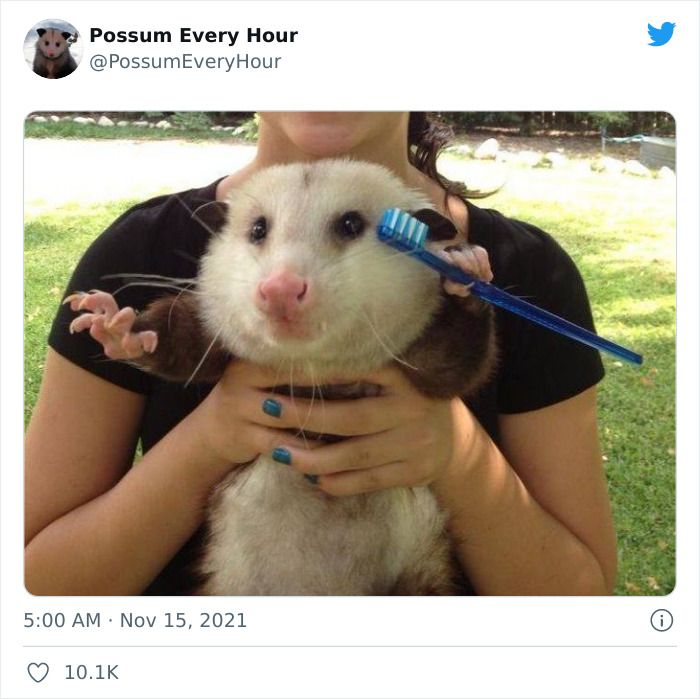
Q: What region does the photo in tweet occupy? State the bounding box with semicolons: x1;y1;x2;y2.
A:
24;111;675;598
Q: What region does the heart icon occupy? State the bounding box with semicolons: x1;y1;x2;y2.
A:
27;662;49;683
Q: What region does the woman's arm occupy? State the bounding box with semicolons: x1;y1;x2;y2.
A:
24;350;313;595
25;350;220;595
432;387;617;595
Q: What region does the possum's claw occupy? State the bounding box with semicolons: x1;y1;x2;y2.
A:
69;312;97;334
432;244;493;298
64;290;120;317
65;290;158;359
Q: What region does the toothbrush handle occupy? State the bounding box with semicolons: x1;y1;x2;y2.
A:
405;245;643;365
471;280;642;365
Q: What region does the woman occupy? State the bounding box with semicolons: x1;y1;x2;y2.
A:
24;112;617;595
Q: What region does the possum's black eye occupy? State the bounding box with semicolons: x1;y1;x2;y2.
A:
334;211;366;240
249;216;268;244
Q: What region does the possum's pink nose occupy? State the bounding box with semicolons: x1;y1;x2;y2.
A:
257;271;311;320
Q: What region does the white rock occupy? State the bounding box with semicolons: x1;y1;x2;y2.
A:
451;144;473;157
210;125;224;132
60;116;72;121
604;157;625;174
622;159;652;177
116;121;129;127
222;126;235;131
590;156;624;174
474;138;499;160
132;121;149;127
73;116;96;125
541;151;567;168
657;166;675;179
97;116;114;127
49;115;61;123
32;116;47;123
155;120;171;129
517;150;542;167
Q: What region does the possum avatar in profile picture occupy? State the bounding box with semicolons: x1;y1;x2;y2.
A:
29;24;79;79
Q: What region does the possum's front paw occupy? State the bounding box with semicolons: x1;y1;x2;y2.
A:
64;291;158;359
432;244;493;298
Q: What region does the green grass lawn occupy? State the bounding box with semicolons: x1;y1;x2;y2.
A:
25;119;249;143
24;157;675;596
477;161;676;596
25;201;140;420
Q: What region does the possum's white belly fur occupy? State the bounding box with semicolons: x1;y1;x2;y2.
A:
200;457;449;595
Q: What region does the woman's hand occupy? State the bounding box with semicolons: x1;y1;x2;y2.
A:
187;360;323;479
257;364;480;496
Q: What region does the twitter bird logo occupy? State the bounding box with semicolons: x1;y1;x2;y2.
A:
648;22;676;46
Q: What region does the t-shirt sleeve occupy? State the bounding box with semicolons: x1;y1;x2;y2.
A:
472;208;605;414
47;204;165;395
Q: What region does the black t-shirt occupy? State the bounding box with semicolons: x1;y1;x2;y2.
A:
47;180;604;594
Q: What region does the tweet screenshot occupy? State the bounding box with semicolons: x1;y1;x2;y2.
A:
1;1;698;697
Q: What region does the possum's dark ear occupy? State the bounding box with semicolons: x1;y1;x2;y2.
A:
413;209;459;242
61;32;73;41
192;201;228;233
36;28;47;37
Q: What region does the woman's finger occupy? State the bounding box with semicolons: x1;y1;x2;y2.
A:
247;424;324;456
269;417;433;475
252;391;410;435
318;460;434;497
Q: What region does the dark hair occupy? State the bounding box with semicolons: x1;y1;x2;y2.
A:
408;112;491;199
408;112;466;197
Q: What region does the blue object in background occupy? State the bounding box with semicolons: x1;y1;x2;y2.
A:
648;22;676;46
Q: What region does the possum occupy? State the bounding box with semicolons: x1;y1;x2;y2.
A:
66;159;496;595
33;28;77;79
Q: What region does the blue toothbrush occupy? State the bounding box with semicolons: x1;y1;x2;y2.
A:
377;208;643;365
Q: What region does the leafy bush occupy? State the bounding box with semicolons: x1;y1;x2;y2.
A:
171;112;213;131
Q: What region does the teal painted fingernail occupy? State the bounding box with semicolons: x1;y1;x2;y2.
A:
304;474;319;485
272;447;292;465
262;398;282;418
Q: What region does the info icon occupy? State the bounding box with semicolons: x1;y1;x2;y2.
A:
650;609;673;632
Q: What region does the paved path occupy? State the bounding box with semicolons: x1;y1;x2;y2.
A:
24;138;511;214
25;139;257;211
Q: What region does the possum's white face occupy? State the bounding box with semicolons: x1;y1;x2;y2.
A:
198;159;443;379
36;29;70;58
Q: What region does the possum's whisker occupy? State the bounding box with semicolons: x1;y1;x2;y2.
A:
323;267;430;296
110;281;207;296
166;284;196;329
321;239;389;267
499;284;533;300
288;359;295;404
319;245;430;281
185;328;223;387
318;241;430;278
174;249;200;266
176;195;223;240
350;307;420;372
328;263;429;286
298;360;318;437
289;360;309;450
307;362;327;439
105;274;252;291
269;357;289;396
102;273;198;285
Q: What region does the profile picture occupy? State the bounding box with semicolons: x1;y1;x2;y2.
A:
24;20;82;79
